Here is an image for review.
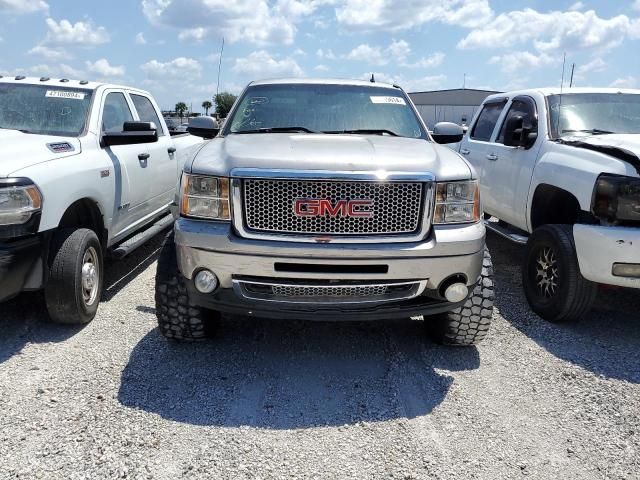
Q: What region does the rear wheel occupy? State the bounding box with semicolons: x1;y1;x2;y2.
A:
155;232;218;341
45;228;103;324
427;248;494;346
523;224;597;322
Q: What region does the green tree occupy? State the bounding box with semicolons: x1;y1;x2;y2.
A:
214;92;237;118
175;102;188;122
201;100;213;115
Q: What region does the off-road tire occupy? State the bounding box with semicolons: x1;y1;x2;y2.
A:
428;248;494;346
45;228;103;324
155;232;215;341
523;224;597;323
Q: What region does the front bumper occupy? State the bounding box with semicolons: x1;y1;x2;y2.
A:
0;235;43;302
574;224;640;288
174;218;485;319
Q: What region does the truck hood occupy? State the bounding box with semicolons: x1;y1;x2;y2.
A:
0;129;82;178
561;134;640;176
189;133;472;181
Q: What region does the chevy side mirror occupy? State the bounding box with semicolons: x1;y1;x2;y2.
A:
102;121;158;146
432;122;464;144
187;116;220;139
504;116;537;149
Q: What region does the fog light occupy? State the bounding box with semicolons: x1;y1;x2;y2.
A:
612;263;640;279
444;283;468;303
194;269;218;293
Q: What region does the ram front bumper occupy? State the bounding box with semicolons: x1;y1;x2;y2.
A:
173;218;486;320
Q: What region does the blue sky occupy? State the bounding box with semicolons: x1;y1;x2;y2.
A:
1;0;639;111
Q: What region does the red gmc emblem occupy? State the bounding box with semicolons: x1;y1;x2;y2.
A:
294;198;374;218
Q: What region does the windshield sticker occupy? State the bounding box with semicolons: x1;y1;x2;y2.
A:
370;96;406;105
45;90;86;100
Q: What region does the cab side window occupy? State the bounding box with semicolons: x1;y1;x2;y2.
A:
102;92;133;133
496;99;537;144
131;94;165;136
470;102;506;141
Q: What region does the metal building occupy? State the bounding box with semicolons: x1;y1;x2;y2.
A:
408;88;500;129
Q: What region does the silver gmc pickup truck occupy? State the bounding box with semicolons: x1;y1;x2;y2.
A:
155;78;494;346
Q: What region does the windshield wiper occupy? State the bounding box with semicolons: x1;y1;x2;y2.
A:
322;128;400;137
233;126;317;134
562;128;614;135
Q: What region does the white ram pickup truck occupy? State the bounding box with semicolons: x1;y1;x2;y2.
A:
0;76;208;324
459;87;640;322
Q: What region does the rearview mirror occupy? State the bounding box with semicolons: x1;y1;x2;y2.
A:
187;116;220;139
102;121;158;147
432;122;464;144
503;115;537;149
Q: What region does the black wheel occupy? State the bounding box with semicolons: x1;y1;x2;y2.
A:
155;232;218;341
45;228;103;324
523;224;597;322
428;248;494;346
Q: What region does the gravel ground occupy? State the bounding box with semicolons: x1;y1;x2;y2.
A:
0;232;638;480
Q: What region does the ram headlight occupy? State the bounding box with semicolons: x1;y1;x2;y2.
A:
180;174;230;220
433;180;481;224
593;174;640;225
0;182;42;226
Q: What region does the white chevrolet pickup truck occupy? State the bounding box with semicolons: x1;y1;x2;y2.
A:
459;88;640;322
0;76;208;323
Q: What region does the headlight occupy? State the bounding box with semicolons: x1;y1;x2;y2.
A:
433;180;481;224
180;174;230;220
0;182;42;226
593;174;640;225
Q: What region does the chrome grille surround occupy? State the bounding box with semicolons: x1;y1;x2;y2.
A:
230;169;434;244
233;279;428;304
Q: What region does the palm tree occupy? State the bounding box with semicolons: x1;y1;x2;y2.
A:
175;102;188;122
202;100;213;116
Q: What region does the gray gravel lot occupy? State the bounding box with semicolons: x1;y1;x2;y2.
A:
1;233;638;480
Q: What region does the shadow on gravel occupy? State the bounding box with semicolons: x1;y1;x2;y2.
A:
488;233;640;384
0;231;165;364
118;318;480;428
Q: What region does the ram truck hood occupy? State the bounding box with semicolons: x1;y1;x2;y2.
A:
0;129;82;178
189;133;473;181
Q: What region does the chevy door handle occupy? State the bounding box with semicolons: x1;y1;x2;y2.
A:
486;153;498;161
167;147;176;154
460;148;470;155
138;153;150;160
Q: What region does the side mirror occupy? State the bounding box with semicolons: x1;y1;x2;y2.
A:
102;121;158;147
432;122;464;144
503;115;537;149
187;116;220;139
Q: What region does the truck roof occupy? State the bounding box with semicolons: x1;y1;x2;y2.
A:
484;87;640;102
249;77;399;89
0;75;151;95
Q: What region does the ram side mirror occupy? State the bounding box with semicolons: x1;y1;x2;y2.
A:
187;116;220;139
432;122;464;144
503;115;537;149
102;121;158;146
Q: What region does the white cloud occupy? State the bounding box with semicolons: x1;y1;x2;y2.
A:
362;72;447;92
633;0;640;11
44;18;110;45
346;40;444;69
314;64;329;71
610;76;637;88
568;1;585;10
488;51;558;76
293;48;306;56
316;48;336;60
0;0;48;14
86;58;125;77
336;0;493;30
232;50;304;77
28;63;85;79
141;57;202;79
135;32;147;45
142;0;319;45
404;52;445;69
28;44;70;61
576;57;606;75
458;8;632;55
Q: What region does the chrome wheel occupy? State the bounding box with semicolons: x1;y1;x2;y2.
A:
81;246;100;306
535;247;558;298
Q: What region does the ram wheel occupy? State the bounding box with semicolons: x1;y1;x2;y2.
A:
523;224;597;322
45;228;103;324
155;232;217;341
428;248;494;346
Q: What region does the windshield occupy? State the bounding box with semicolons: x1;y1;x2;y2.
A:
548;93;640;138
0;83;93;137
226;83;427;139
